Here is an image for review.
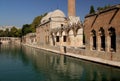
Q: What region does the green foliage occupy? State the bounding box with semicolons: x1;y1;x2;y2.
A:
4;28;9;36
30;13;47;32
97;5;111;11
0;13;47;37
0;30;5;37
21;13;47;36
18;29;22;37
31;16;42;32
89;5;111;14
21;24;31;36
9;27;22;37
0;27;22;37
10;27;17;37
89;5;95;14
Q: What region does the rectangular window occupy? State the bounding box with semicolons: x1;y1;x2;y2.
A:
56;36;59;42
63;36;67;42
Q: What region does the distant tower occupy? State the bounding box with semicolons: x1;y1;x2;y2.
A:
68;0;76;17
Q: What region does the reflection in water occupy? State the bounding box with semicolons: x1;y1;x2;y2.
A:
0;44;120;81
22;46;120;81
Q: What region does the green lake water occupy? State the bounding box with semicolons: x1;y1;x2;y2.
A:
0;44;120;81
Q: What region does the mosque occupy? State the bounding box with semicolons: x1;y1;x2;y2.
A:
36;0;83;50
22;0;120;67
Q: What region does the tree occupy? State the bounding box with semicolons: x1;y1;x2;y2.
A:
97;5;111;11
21;24;31;36
21;13;47;36
4;28;10;37
9;27;18;37
0;30;5;37
17;29;22;37
89;5;95;14
30;13;47;32
97;7;103;11
0;26;22;37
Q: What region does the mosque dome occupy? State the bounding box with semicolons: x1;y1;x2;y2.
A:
51;9;65;18
41;9;66;24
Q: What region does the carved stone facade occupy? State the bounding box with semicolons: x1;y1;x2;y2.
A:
84;4;120;61
36;9;83;49
22;3;120;67
22;33;36;45
50;23;83;48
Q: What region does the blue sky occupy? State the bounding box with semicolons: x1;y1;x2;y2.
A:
0;0;120;27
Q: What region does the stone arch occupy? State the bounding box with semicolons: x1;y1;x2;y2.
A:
73;25;79;37
68;29;74;36
76;28;83;35
62;31;66;36
66;28;71;36
99;27;105;51
57;31;60;36
108;27;116;52
67;29;73;46
56;31;60;42
59;29;63;37
50;32;56;46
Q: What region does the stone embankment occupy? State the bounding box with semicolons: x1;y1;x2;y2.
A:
23;44;120;68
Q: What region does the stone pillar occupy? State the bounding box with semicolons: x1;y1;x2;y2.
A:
107;36;111;52
98;36;101;51
68;0;76;16
90;36;93;50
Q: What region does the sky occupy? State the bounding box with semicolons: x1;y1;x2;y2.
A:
0;0;120;27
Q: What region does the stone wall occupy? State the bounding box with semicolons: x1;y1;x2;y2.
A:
84;4;120;62
43;45;60;52
66;46;85;55
0;37;21;44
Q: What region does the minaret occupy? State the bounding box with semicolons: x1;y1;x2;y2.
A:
68;0;76;17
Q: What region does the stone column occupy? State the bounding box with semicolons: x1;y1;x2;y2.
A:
90;36;93;50
68;0;76;16
98;36;101;51
107;36;111;52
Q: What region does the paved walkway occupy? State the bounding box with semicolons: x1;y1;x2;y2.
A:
23;44;120;68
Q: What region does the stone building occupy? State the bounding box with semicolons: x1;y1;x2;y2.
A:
0;37;21;44
36;0;83;50
22;33;36;45
36;9;67;47
84;4;120;62
22;1;120;67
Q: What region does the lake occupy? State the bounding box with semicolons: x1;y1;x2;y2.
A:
0;44;120;81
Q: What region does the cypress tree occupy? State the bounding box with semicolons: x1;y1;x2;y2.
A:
89;5;95;14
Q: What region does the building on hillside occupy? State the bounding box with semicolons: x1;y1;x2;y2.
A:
84;4;120;61
0;26;20;31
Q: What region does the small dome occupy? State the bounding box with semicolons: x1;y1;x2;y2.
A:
41;9;66;24
51;9;65;18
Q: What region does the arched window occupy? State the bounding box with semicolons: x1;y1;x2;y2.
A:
99;27;105;51
91;29;96;50
62;31;67;42
108;27;116;52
